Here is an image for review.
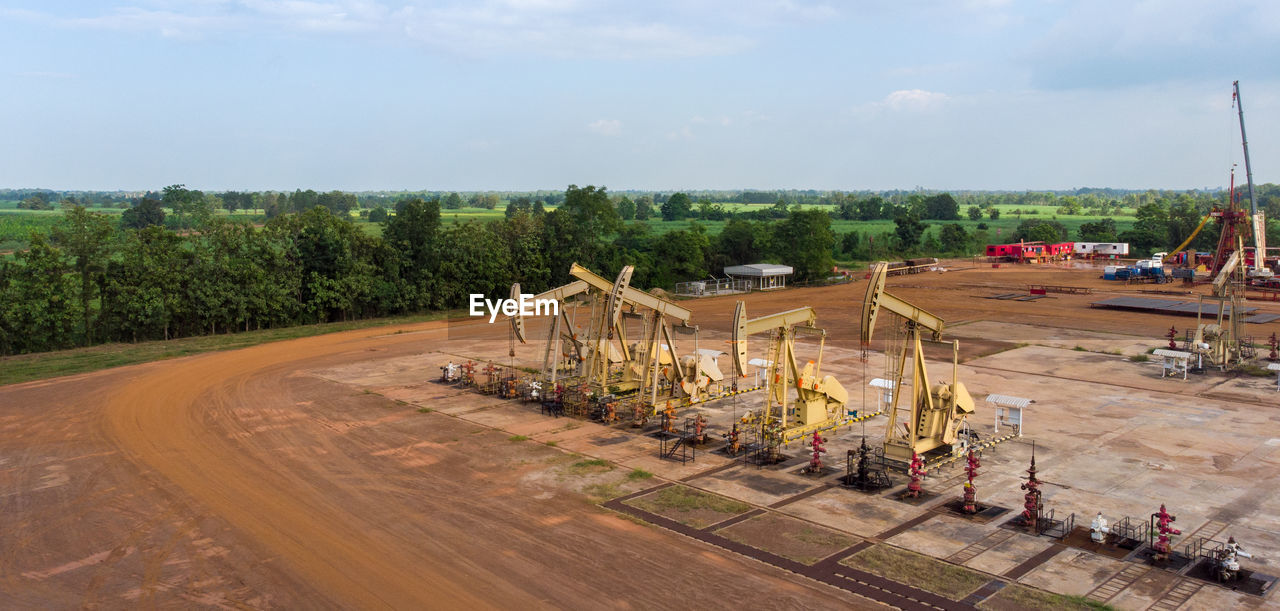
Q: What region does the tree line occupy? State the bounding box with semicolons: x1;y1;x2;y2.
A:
0;185;841;355
5;182;1279;355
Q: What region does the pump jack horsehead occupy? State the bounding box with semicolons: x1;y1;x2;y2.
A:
861;261;976;464
510;263;716;415
731;302;849;444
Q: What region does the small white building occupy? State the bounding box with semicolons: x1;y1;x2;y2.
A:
1073;242;1130;257
724;263;794;290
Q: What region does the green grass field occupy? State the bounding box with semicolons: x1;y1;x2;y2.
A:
0;201;1135;252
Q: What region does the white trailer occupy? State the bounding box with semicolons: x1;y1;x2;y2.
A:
1074;242;1130;257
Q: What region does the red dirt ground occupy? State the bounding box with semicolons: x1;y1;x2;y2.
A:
0;321;877;608
681;261;1280;359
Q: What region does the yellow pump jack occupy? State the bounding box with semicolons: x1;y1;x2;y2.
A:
731;302;848;444
862;262;975;463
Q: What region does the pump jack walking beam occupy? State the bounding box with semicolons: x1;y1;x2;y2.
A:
861;262;974;463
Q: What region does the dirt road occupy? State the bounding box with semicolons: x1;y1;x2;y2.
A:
1;321;872;608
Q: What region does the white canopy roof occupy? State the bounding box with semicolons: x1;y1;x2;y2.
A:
985;394;1032;408
724;263;794;277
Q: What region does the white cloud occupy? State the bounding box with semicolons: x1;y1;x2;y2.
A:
3;1;824;59
883;89;950;111
588;119;622;136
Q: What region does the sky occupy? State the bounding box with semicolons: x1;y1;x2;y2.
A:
1;0;1278;192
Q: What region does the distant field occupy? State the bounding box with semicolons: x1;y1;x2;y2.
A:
0;201;1135;252
0;210;64;250
0;207;266;247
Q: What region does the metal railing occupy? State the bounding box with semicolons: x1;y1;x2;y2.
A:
673;277;752;297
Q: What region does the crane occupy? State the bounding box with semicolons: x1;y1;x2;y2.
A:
731;302;848;444
1234;81;1271;278
861;261;975;463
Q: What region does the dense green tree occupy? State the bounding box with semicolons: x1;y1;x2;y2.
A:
715;219;768;268
634;195;654;220
616;196;636;221
988;207;1000;220
1165;196;1204;251
382;198;442;310
1013;219;1068;242
498;211;549;293
840;231;862;257
967;206;983;221
163;184;195;227
50;206;114;344
768;199;790;219
436;222;511;306
541;185;619;284
443;192;465;210
1132;200;1169;245
367;206;388;223
697;200;727;221
776;209;835;281
19;194;52;210
858;197;885;221
894;210;926;251
505;196;532;219
939;224;970;252
1078;218;1119;242
836;200;856;220
922;193;960;220
1119;227;1166;257
561;185;621;235
3;234;77;352
650;224;711;288
662;192;693;221
317;191;358;215
121;198;166;229
101;227;189;340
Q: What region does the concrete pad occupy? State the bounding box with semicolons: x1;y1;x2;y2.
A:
887;514;994;558
950;320;1153;356
1182;583;1265;610
963;532;1055;576
966;345;1227;395
317;320;1280;603
456;404;560;431
1016;549;1126;597
779;488;927;539
619;452;731;482
690;464;824;507
554;433;652;463
1106;570;1182;611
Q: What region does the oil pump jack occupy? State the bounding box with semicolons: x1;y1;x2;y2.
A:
730;302;848;444
511;263;714;412
861;261;975;464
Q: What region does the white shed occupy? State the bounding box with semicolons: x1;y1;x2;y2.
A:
723;263;794;290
